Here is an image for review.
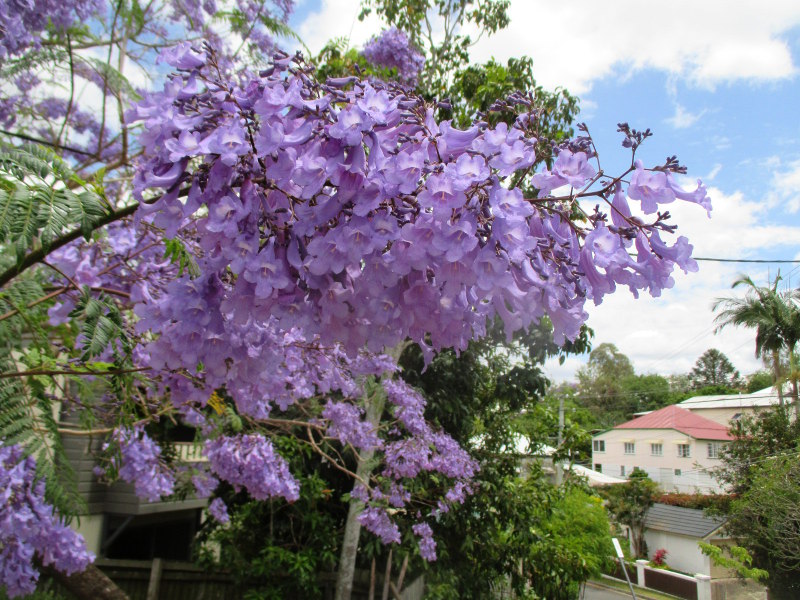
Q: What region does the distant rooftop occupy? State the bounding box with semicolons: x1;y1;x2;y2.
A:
568;463;626;486
614;405;732;441
679;385;788;410
645;503;727;539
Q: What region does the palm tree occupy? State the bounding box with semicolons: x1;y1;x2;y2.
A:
713;275;800;409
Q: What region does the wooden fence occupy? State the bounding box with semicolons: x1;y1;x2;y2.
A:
93;559;423;600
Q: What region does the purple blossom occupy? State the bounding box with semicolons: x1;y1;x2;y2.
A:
361;27;424;85
0;444;93;597
110;428;175;502
321;401;383;450
412;522;437;561
205;434;299;502
358;506;401;544
208;498;230;524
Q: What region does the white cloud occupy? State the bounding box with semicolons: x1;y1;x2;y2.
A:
545;186;800;383
293;0;384;56
666;104;705;129
467;0;800;95
768;158;800;212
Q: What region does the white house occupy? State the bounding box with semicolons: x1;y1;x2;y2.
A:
642;503;727;576
679;385;789;426
591;405;732;493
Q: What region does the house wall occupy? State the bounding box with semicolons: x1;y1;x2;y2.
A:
643;530;711;576
684;406;757;426
592;428;726;493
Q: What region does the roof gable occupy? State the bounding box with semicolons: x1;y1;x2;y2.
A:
614;405;733;440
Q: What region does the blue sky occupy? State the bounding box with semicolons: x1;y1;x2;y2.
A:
288;0;800;382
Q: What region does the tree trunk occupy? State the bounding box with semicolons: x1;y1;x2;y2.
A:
772;350;784;406
334;381;385;600
334;342;408;600
43;563;129;600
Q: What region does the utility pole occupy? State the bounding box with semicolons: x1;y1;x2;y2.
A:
555;396;565;484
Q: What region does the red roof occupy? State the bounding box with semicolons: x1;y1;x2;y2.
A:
614;405;733;441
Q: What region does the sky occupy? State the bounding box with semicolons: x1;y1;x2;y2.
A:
288;0;800;384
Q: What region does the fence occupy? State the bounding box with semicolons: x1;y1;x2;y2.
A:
93;559;423;600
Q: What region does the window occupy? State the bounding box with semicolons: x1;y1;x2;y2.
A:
674;469;682;477
707;442;722;458
620;465;626;477
594;464;602;473
593;440;605;452
677;444;691;458
651;443;663;456
624;442;635;455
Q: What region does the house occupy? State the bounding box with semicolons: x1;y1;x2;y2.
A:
591;405;733;493
642;503;727;576
63;416;209;561
679;385;789;426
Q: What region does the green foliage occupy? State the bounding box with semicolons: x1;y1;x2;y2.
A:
576;343;636;426
602;470;659;558
360;0;512;98
0;144;108;261
312;40;398;86
162;238;200;278
745;370;774;393
197;436;343;599
688;348;741;390
698;543;768;583
528;487;615;600
712;406;800;598
425;477;614;600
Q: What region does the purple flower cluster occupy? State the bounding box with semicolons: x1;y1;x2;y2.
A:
0;444;93;598
362;27;425;85
358;506;401;544
412;522;436;561
204;434;300;502
207;498;230;523
0;0;104;60
131;47;709;369
321;401;383;450
109;428;176;502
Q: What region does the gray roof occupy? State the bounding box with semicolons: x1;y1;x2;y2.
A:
644;503;727;538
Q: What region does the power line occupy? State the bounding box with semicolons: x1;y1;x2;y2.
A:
693;257;800;264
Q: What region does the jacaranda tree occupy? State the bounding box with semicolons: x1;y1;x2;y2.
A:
0;1;711;598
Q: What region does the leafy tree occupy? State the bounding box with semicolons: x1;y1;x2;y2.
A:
576;343;636;426
688;348;741;390
712;406;800;598
0;2;712;599
528;487;615;600
724;455;800;598
603;469;659;557
359;0;512;99
620;373;673;412
745;370;774;393
714;275;800;406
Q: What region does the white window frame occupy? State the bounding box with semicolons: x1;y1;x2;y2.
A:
677;444;691;458
620;465;626;477
593;440;605;453
651;443;663;456
624;442;635;455
707;442;722;459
